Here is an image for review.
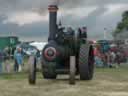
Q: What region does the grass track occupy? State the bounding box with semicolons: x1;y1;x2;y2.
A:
0;64;128;96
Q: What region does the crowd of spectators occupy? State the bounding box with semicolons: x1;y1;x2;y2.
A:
94;44;128;68
0;46;41;73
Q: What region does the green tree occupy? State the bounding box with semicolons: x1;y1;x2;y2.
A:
113;11;128;36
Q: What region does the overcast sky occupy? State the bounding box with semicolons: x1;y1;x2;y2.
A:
0;0;128;41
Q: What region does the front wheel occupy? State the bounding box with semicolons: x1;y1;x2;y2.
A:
28;56;36;85
69;56;76;85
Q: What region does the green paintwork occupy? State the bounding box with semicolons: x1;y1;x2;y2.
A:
0;36;19;50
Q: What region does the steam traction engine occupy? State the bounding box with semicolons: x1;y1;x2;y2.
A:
28;5;94;85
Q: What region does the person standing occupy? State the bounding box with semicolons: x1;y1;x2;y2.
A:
0;50;3;73
14;48;23;72
107;51;113;68
78;27;87;39
116;51;121;67
3;48;10;73
81;26;87;39
111;51;116;65
14;49;18;72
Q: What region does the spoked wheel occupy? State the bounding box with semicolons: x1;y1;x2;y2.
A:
69;56;76;85
79;44;94;80
28;56;37;85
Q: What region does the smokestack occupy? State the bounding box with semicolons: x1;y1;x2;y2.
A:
48;5;58;41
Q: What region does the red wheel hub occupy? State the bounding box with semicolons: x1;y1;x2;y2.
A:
44;47;56;61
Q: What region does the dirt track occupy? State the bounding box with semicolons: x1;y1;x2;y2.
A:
0;67;128;96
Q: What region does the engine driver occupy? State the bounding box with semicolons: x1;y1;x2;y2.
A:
78;26;87;39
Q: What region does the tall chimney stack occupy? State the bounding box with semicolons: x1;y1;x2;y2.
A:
48;5;58;41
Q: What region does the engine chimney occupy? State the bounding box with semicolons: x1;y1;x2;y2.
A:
48;5;58;41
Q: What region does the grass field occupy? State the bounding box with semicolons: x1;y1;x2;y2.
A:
0;64;128;96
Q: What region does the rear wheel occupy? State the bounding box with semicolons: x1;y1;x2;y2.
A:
28;56;36;85
69;56;76;85
79;44;94;80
